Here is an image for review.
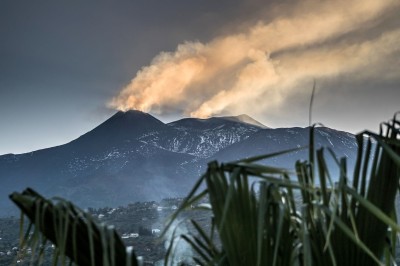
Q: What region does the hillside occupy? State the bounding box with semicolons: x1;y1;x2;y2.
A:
0;111;357;216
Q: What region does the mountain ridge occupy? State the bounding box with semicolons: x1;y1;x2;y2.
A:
0;110;358;217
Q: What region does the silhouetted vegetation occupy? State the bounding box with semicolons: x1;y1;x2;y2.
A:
7;113;400;265
0;198;198;265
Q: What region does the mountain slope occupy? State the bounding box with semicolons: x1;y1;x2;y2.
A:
0;111;357;216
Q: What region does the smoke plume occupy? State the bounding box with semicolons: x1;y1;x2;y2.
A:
109;0;400;119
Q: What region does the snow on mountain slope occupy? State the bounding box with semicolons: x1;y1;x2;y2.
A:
0;111;358;217
146;115;266;158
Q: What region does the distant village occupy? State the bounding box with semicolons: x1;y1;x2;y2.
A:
0;197;210;265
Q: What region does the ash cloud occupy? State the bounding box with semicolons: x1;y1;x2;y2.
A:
109;0;400;124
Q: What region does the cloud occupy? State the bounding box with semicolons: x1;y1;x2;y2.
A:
109;0;400;120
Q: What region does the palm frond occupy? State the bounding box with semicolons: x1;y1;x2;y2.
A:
165;114;400;266
9;188;138;266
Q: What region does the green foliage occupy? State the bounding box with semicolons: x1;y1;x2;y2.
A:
9;113;400;265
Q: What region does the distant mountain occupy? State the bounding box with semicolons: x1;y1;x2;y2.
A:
205;127;358;178
0;110;357;216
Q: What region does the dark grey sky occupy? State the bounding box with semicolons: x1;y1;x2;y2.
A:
0;0;236;154
1;0;399;155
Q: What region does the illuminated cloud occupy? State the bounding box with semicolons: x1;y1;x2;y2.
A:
109;0;400;119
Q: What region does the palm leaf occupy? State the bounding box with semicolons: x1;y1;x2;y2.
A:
165;114;400;265
9;188;138;266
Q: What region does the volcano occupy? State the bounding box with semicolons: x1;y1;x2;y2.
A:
0;111;357;216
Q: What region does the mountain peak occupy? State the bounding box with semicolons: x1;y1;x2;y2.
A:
113;109;152;119
107;109;164;124
220;114;268;128
168;113;267;130
72;110;166;148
